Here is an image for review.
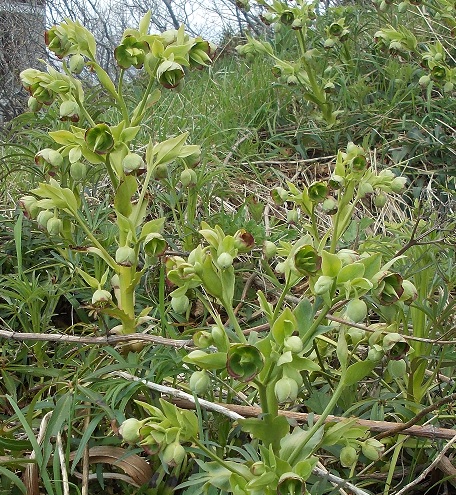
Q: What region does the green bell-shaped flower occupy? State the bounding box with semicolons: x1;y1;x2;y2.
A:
157;59;185;89
114;35;149;69
85;124;114;155
226;344;264;382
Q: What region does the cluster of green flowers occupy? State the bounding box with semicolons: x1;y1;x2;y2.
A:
119;399;198;470
166;223;254;313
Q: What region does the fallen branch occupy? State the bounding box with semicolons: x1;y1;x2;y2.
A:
0;327;193;349
170;398;456;441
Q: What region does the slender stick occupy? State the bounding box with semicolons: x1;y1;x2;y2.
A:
394;432;456;495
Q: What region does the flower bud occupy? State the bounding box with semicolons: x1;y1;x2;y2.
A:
271;187;288;204
217;252;233;269
189;370;210;394
19;195;39;219
329;175;345;190
35;148;64;168
263;240;277;259
211;325;228;351
274;376;299;403
322;197;338;214
337;249;359;266
115;246;136;267
313;275;334;295
47;217;62;236
291;18;303;30
171;295;190;314
234;229;255;253
59;100;79;122
358;182;374;198
284;336;303;353
382;332;409;359
361;438;384;461
153;164;168;180
92;289;112;306
286;209;298;224
345;298;368;323
374;192;387;208
387;358;407;379
180;168;197;187
324;38;336;49
443;81;454;93
182;150;201;169
36;210;53;230
419;75;431;88
340;445;358;467
347;327;365;345
250;461;267;476
162;441;186;468
28;96;42;112
119;418;144;444
69;53;85;74
390;177;407;193
70;161;88;181
368;344;384;362
122;153;144;174
287;75;298;86
399;280;418;305
193;330;213;348
111;274;120;289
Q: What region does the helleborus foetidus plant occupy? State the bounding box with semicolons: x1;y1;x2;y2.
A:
19;12;215;335
115;142;423;493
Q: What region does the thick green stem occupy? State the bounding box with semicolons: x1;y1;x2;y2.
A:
183;186;198;251
117;265;136;323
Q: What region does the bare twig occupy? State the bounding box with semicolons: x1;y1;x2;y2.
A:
0;327;193;349
233;273;258;316
112;371;245;421
375;393;456;440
